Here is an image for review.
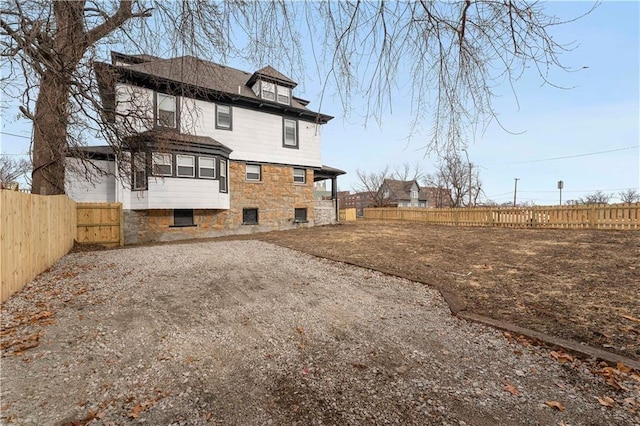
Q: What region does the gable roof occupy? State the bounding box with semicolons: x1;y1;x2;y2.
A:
248;65;297;88
98;53;331;123
382;179;419;200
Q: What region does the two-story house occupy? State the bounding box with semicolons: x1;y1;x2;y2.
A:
65;52;344;244
378;179;452;208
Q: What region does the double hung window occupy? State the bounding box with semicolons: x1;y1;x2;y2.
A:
156;93;177;128
152;153;172;176
177;155;195;177
283;119;298;148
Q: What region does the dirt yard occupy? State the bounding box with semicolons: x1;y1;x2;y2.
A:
1;240;638;425
252;221;640;361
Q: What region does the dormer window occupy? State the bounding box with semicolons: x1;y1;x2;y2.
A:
156;93;177;128
277;86;290;105
261;82;275;101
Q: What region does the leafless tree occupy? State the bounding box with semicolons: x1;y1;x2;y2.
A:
580;191;613;205
0;155;31;188
425;151;482;207
1;0;594;194
391;162;425;182
352;166;391;207
618;188;640;203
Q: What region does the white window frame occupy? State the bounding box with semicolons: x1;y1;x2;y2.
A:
219;159;227;192
198;157;216;179
216;104;232;130
261;81;275;101
152;153;172;176
176;154;195;178
283;119;298;148
246;164;261;181
293;168;306;184
156;93;177;128
277;86;290;105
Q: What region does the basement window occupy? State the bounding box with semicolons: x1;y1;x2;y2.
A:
243;208;259;225
294;208;307;223
172;209;195;227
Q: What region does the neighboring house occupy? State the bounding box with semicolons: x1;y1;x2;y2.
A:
66;52;344;244
419;187;453;209
378;179;452;208
337;191;375;217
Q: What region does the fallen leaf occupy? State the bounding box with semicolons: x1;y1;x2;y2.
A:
595;396;615;408
503;383;520;396
616;362;633;373
550;351;573;363
545;400;565;411
129;404;141;419
185;355;196;363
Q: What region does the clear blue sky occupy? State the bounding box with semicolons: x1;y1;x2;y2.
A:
1;1;638;204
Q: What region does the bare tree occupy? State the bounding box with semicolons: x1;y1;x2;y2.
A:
352;167;391;207
619;188;640;203
390;162;425;182
1;0;594;194
580;191;613;205
0;155;31;188
426;151;482;207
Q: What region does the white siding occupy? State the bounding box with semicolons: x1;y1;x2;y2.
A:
183;98;322;167
115;84;154;133
65;158;116;202
118;177;230;210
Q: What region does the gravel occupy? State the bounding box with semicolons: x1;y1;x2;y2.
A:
1;240;638;425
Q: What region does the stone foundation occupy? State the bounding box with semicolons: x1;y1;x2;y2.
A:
123;162;327;244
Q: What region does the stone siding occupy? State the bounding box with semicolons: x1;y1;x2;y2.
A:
314;199;337;226
123;162;319;244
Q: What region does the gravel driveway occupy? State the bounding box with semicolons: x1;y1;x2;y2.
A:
1;241;637;425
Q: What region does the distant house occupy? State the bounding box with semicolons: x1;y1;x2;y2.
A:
379;179;452;208
65;52;345;244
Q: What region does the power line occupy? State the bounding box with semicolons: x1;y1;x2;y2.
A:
0;131;31;139
482;145;639;166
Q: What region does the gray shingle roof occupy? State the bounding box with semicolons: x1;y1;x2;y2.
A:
116;55;309;110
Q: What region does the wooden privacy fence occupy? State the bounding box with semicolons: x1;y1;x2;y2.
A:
76;203;123;247
1;190;77;303
339;208;357;222
363;203;640;230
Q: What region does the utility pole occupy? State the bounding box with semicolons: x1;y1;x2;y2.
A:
557;180;564;205
513;178;520;206
462;149;472;207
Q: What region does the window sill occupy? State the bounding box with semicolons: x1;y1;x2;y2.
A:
169;224;197;228
294;220;308;224
242;222;259;226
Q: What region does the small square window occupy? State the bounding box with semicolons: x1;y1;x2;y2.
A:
293;168;306;184
199;157;215;179
220;159;228;192
246;164;261;181
294;208;307;223
152;153;172;176
177;155;195;177
173;209;194;227
283;119;298;148
243;208;258;225
216;104;232;130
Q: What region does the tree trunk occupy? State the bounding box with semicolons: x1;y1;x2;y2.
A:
31;71;71;195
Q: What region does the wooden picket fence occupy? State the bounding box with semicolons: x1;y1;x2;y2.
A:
363;203;640;230
1;191;77;302
1;190;124;303
339;208;357;222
